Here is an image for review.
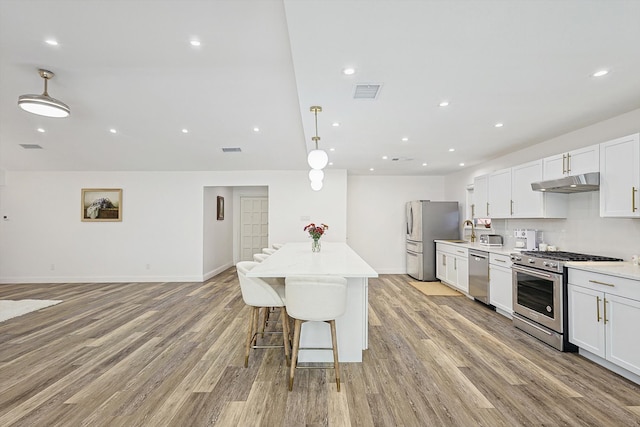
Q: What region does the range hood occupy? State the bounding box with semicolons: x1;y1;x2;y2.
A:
531;172;600;193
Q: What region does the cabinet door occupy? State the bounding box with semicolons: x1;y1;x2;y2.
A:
568;285;605;357
568;144;599;176
488;168;512;218
600;133;640;218
445;254;457;287
473;174;489;218
543;153;567;180
489;265;512;314
605;294;640;376
511;160;543;218
456;256;469;293
436;251;446;281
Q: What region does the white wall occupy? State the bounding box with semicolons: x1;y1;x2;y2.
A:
203;186;234;280
0;169;348;283
444;108;640;260
347;175;447;273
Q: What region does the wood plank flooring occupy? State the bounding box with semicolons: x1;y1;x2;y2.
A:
1;270;639;426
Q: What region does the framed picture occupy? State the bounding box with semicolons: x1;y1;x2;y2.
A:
81;188;122;222
217;196;224;220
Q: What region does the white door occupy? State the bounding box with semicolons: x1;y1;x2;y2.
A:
240;197;269;261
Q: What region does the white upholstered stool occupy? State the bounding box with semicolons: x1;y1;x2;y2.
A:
272;243;284;250
285;275;348;392
262;248;277;255
236;261;290;367
253;253;269;262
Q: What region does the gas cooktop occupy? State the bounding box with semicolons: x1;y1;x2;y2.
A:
518;251;623;262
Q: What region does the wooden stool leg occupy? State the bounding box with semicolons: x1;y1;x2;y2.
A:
289;319;302;391
281;307;291;366
245;306;258;367
329;319;341;392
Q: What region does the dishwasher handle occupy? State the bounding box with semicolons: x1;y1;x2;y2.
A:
469;251;488;259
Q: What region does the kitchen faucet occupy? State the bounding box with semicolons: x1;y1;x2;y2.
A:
463;219;476;242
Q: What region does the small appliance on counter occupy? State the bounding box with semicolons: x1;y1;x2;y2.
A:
513;228;539;251
479;234;503;246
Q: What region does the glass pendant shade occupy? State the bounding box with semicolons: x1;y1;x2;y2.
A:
308;169;324;182
310;180;323;191
307;149;328;170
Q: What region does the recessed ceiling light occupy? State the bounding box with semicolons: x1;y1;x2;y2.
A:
459;163;465;166
369;168;374;171
182;129;189;134
449;148;455;152
190;40;201;47
439;101;449;107
592;69;609;77
37;128;45;133
382;156;388;160
422;163;427;166
329;148;335;152
401;137;409;142
329;162;334;166
495;123;504;128
253;127;260;132
342;67;355;75
332;122;340;127
109;128;117;134
45;39;58;46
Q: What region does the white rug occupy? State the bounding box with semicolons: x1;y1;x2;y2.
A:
0;299;62;323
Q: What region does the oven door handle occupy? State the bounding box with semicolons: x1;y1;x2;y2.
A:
512;265;554;279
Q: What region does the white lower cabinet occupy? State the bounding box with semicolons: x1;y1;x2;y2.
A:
435;243;468;293
568;269;640;378
489;253;512;316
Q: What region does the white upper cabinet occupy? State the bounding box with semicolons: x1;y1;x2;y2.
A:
488;168;512;218
600;133;640;218
512;160;567;218
473;174;489;218
543;144;600;180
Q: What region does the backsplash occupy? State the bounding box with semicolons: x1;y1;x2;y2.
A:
490;192;640;260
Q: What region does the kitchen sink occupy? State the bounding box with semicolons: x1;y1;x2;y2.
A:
443;239;469;243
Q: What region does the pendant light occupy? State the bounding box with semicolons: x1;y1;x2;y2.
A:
307;106;328;170
18;69;70;118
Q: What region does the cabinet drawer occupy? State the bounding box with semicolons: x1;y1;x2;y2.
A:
436;243;468;258
490;253;512;268
568;268;640;301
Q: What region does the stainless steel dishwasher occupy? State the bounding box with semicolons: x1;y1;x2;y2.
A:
468;250;490;304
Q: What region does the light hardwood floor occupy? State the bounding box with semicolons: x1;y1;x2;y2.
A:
1;269;639;426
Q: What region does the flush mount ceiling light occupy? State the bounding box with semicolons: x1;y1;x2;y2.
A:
18;69;70;118
307;106;328;170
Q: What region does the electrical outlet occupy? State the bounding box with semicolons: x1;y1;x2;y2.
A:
50;264;55;271
146;264;151;270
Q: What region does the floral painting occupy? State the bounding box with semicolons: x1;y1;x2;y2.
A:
81;188;122;222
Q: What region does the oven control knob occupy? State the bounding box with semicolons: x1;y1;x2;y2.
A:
510;255;521;261
528;258;535;263
549;262;557;268
543;261;548;267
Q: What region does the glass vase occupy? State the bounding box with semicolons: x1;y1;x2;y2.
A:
312;238;321;252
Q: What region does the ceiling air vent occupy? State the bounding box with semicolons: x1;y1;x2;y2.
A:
20;144;43;149
353;83;382;100
222;147;241;153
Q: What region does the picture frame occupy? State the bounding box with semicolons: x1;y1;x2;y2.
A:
81;188;122;222
217;196;224;220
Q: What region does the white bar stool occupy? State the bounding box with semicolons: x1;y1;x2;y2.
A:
236;261;290;367
262;248;277;255
253;253;269;262
272;243;284;250
285;275;348;392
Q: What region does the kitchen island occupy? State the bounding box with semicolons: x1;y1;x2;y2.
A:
247;242;378;362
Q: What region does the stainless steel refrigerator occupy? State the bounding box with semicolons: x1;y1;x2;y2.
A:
406;200;459;281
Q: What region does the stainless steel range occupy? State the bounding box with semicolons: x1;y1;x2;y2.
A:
510;250;622;351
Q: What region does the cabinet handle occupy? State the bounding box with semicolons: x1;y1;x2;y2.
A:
510;199;514;216
486;202;490;217
454;258;457;270
442;255;446;267
566;152;571;174
633;187;638;212
596;296;601;322
589;279;615;287
495;259;506;263
471;204;475;217
603;297;608;324
562;154;567;174
456;250;465;254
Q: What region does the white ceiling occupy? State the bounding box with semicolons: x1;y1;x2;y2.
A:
1;0;639;175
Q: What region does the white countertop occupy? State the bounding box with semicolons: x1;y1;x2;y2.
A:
566;261;640;281
246;242;378;278
434;239;514;256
